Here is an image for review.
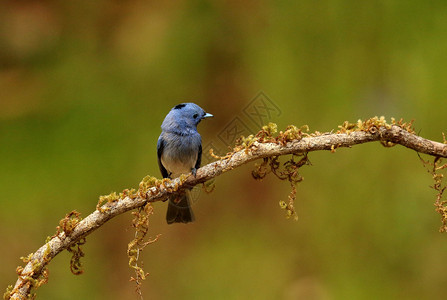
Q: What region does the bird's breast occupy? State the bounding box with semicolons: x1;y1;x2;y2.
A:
160;133;200;178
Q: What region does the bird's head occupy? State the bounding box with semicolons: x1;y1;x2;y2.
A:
162;103;213;134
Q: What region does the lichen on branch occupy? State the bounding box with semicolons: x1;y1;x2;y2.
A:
127;203;160;299
420;156;447;232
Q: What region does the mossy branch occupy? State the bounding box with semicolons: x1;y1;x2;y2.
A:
6;118;447;300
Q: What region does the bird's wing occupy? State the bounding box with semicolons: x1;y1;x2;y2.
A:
194;143;202;171
157;137;169;178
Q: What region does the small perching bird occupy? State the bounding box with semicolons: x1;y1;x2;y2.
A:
157;103;213;224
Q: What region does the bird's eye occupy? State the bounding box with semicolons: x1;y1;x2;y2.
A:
193;114;198;119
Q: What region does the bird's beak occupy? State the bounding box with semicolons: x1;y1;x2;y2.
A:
203;112;213;118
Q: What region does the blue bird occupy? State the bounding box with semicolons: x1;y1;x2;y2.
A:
157;103;213;224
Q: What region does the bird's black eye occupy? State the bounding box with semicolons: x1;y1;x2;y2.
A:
193;113;198;119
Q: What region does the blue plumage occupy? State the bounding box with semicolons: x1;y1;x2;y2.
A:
157;103;213;224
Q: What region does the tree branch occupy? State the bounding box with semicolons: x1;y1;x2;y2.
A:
7;122;447;299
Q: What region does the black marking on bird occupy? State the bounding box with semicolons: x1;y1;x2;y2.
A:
174;103;186;110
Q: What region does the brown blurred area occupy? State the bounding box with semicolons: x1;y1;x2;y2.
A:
1;1;447;299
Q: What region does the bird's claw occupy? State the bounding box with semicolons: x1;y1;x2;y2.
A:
191;168;197;177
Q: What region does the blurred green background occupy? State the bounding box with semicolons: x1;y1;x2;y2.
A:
1;1;447;299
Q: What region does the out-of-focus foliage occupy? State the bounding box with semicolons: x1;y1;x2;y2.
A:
1;1;447;299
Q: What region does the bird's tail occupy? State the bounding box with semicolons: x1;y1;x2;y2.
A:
166;190;195;224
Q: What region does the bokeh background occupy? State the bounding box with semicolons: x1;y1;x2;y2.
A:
1;1;447;299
